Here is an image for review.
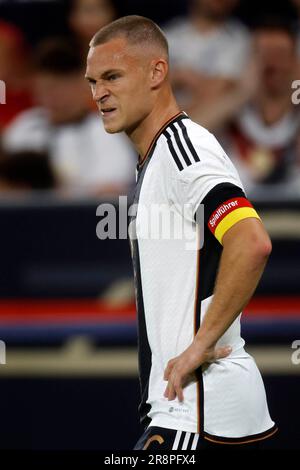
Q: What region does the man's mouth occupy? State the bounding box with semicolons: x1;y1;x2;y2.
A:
101;107;117;117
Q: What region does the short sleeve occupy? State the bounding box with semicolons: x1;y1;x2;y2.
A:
171;130;260;245
197;182;260;245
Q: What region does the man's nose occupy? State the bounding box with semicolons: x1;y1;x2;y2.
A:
93;83;110;103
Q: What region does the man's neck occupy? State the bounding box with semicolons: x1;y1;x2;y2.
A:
254;91;293;125
127;96;180;159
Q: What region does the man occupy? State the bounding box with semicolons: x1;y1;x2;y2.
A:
0;20;33;131
201;19;300;195
164;0;250;113
222;20;300;194
67;0;117;60
290;0;300;60
3;38;135;194
85;15;277;450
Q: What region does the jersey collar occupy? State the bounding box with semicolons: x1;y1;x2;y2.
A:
138;111;188;169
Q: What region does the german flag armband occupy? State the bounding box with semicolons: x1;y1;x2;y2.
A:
208;197;260;245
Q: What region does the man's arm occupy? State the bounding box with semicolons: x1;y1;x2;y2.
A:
189;59;260;132
163;217;272;402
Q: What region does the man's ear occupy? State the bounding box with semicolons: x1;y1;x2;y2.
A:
150;59;168;89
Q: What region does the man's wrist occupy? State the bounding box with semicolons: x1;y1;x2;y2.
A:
193;332;217;352
194;326;219;351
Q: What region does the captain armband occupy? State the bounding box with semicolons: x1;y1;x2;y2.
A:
208;197;261;245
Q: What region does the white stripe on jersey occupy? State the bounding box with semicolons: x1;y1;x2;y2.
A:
135;113;275;438
191;433;199;450
172;430;182;450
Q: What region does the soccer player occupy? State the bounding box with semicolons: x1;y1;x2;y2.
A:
85;15;278;450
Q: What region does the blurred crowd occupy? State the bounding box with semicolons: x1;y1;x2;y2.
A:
1;0;300;198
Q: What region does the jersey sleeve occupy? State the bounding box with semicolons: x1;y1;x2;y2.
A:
198;182;260;245
171;130;260;245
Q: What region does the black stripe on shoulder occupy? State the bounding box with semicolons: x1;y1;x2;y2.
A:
178;432;187;450
163;128;184;171
169;123;193;168
177;120;200;163
195;182;246;224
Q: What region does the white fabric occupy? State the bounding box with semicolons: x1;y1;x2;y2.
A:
236;105;300;148
3;108;136;191
136;117;274;436
221;105;300;193
164;18;250;79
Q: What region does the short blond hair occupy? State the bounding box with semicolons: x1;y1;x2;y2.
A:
90;15;169;58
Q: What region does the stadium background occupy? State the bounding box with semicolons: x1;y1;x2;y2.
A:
0;0;299;450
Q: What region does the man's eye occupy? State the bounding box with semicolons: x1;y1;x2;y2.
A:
108;74;119;81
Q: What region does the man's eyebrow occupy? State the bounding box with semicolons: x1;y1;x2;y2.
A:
85;69;123;81
101;69;123;78
84;75;95;82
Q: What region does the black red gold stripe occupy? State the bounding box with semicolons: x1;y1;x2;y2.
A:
208;197;260;244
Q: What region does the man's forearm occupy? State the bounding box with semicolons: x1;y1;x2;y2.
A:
195;233;270;350
163;219;272;401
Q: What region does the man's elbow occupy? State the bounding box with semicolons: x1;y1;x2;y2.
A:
250;234;272;263
222;219;272;263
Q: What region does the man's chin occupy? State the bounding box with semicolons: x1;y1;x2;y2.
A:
103;123;124;134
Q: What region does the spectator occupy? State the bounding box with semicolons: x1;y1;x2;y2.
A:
0;20;33;131
164;0;250;112
67;0;117;60
289;0;300;85
216;20;300;194
290;0;300;57
2;39;136;195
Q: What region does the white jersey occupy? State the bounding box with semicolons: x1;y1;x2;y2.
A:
129;112;277;444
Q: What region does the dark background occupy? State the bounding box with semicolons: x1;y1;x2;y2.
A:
0;0;298;44
0;0;299;452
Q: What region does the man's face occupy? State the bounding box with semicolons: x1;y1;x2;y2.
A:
86;37;154;134
0;36;19;82
34;72;90;124
254;31;296;95
193;0;238;20
291;0;300;10
69;0;115;41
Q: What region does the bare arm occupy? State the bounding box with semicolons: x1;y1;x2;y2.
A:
189;60;260;132
164;217;272;402
189;85;250;132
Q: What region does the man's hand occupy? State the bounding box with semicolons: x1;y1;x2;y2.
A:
163;341;232;402
163;218;271;404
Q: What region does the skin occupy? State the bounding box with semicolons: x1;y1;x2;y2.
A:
86;36;273;402
0;32;31;90
191;30;298;131
253;31;297;126
69;0;116;49
34;72;91;125
170;0;239;118
192;0;239;27
164;218;272;401
85;36;179;157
